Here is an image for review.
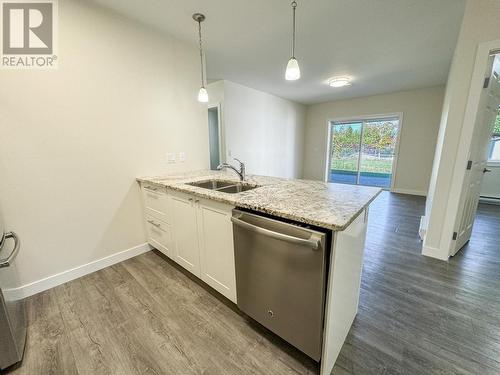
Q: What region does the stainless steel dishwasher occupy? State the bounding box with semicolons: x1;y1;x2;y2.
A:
231;209;328;361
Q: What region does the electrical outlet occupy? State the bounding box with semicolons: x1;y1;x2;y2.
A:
178;152;186;162
166;153;176;163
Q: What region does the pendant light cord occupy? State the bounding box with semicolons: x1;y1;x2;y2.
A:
291;1;297;58
198;20;205;88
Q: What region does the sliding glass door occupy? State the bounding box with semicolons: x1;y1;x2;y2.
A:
328;116;400;188
329;122;362;185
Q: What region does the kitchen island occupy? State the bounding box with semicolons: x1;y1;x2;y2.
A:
137;170;381;374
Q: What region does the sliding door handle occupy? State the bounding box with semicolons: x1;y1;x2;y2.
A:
0;232;20;268
231;216;321;250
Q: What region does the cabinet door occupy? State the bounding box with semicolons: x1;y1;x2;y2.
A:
197;199;237;303
171;193;201;277
145;215;173;258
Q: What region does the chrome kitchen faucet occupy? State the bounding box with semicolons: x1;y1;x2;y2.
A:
217;158;246;181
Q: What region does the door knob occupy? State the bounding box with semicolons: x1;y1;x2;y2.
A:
483;168;492;173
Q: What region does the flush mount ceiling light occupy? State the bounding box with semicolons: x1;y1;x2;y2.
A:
285;1;300;81
193;13;208;103
328;77;352;88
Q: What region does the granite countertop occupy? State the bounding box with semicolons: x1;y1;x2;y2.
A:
137;170;382;231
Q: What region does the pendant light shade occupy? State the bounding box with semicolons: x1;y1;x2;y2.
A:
285;1;300;81
193;13;209;103
285;57;300;80
197;87;209;102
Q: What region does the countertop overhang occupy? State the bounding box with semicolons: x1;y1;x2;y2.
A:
137;170;382;231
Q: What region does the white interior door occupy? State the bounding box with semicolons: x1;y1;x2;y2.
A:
452;57;500;255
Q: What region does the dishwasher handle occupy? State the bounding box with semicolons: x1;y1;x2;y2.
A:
231;216;321;250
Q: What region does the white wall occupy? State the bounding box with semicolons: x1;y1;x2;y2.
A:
302;86;445;195
423;0;500;260
0;0;209;288
208;80;306;179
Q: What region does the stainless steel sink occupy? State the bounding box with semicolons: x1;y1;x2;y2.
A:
187;180;236;190
217;184;257;194
186;179;260;194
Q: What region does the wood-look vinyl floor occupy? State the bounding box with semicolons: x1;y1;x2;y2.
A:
4;192;500;375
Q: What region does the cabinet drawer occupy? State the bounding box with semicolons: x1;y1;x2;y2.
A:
145;216;172;258
142;184;171;223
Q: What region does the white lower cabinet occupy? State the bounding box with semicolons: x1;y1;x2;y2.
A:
168;190;237;303
142;184;173;258
145;215;173;258
197;199;237;303
170;192;202;277
142;184;171;223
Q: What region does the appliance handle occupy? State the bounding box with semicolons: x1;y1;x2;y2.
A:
0;232;20;268
231;216;320;250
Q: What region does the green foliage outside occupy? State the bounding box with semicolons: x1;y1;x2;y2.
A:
330;121;397;174
331;158;393;174
495;109;500;134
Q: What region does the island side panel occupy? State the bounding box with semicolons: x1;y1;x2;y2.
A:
320;209;368;375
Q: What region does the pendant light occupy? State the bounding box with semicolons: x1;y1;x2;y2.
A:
193;13;209;103
285;1;300;81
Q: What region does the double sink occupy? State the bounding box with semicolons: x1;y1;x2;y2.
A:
187;179;260;194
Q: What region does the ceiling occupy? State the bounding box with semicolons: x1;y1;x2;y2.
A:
89;0;466;105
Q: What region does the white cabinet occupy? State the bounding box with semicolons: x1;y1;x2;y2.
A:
141;184;237;303
141;185;173;258
197;199;237;302
142;184;171;224
156;189;237;303
145;215;173;258
170;192;202;277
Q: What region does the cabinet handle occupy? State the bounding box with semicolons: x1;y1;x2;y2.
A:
147;219;161;228
0;232;20;268
194;199;200;203
188;198;194;202
144;186;158;192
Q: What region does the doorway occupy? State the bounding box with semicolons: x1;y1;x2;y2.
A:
326;115;401;188
208;105;222;170
479;105;500;204
452;54;500;255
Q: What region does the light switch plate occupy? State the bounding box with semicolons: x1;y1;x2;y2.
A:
178;152;186;162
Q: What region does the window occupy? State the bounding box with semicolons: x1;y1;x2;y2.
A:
488;108;500;162
327;115;400;188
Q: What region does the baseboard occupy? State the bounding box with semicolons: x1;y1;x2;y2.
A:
3;243;152;300
391;188;427;197
421;245;449;261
